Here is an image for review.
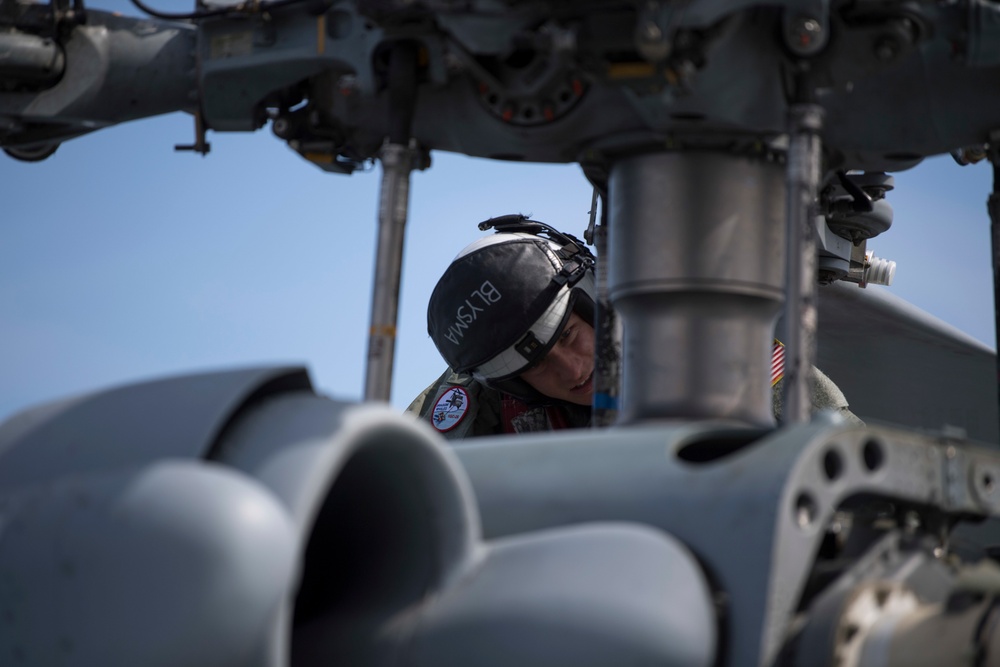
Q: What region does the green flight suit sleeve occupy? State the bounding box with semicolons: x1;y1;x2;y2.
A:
772;365;864;425
405;368;505;440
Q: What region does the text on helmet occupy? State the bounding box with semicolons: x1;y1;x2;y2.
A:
443;280;502;345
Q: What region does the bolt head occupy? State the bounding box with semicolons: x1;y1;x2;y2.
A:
786;15;827;56
875;36;900;61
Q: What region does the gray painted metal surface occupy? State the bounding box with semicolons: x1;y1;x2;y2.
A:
453;415;1000;666
216;390;717;667
0;369;720;666
401;523;716;667
4;1;1000;171
609;151;786;427
0;366;993;666
0;366;311;490
812;282;1000;443
0;10;195;150
0;460;297;667
5;1;1000;665
364;143;419;402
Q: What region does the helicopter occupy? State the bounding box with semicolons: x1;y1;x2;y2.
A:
4;0;1000;665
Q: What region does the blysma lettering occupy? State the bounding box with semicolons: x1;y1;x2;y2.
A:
457;300;483;325
476;280;502;304
444;280;502;345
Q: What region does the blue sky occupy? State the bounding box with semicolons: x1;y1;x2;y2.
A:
1;2;996;421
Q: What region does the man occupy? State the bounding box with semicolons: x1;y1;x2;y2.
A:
407;215;861;440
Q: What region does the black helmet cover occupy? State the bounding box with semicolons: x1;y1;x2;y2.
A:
428;231;595;388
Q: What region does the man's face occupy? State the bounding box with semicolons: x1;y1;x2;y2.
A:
520;312;595;406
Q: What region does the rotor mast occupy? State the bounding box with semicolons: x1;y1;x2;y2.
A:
608;151;787;427
364;42;428;402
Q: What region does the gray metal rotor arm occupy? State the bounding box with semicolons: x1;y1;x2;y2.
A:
2;1;1000;171
0;367;719;667
0;8;197;155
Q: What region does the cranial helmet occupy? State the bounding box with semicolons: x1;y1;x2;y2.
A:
427;215;596;404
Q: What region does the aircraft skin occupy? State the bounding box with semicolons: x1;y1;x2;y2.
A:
4;1;1000;666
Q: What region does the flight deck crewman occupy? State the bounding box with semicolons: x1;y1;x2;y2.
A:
406;216;861;440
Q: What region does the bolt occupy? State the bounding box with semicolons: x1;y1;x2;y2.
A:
443;52;462;72
641;21;662;42
797;18;821;43
874;36;900;62
786;15;825;56
899;17;916;39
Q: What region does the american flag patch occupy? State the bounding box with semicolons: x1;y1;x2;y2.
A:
771;339;785;386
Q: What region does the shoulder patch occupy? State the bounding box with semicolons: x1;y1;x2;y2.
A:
431;386;471;432
771;339;785;386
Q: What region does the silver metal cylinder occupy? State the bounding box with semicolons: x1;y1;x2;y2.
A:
0;32;65;85
364;143;414;402
781;105;824;424
608;151;786;426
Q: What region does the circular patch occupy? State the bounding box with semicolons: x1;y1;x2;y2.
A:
431;387;470;433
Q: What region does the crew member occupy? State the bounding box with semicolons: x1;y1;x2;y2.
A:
407;215;861;440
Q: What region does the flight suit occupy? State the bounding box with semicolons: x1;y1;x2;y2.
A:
407;364;862;441
406;369;591;441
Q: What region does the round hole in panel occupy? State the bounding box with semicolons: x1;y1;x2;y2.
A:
822;448;844;482
862;439;884;473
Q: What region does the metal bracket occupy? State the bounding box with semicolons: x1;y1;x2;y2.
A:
175;109;211;155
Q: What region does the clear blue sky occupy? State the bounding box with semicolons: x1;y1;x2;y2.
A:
1;2;996;421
